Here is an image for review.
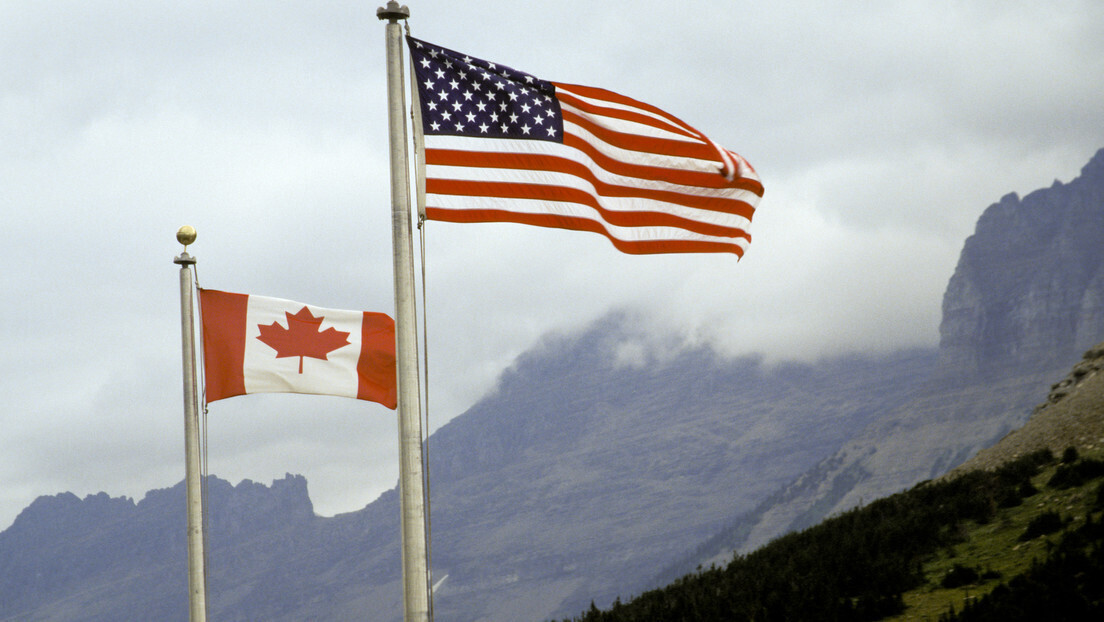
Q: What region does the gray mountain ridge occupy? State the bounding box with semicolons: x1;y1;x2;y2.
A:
2;148;1103;621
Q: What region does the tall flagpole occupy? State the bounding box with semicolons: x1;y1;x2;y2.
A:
377;3;431;621
174;226;208;622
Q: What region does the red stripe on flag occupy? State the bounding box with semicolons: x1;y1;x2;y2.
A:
560;134;763;197
554;90;701;142
425;207;746;256
561;109;717;162
556;82;748;184
425;148;759;218
426;178;751;239
357;312;397;409
199;289;248;402
554;82;699;135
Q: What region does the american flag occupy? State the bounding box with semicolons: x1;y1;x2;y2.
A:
406;36;763;256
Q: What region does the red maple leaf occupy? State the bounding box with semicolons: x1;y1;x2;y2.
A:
256;306;351;374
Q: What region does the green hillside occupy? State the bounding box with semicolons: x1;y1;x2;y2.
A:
562;447;1104;621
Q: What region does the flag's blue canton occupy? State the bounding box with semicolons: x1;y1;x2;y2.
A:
407;37;564;143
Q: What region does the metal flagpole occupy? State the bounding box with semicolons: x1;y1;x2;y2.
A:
377;3;431;621
174;226;208;622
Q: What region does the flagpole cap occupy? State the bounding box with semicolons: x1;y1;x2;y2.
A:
177;225;197;247
376;1;409;21
175;226;197;265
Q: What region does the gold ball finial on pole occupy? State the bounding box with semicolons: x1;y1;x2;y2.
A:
177;225;197;248
174;226;197;266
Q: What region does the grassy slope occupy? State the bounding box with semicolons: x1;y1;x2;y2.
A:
889;447;1104;621
562;447;1104;621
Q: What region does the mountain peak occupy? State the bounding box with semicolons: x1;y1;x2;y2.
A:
6;490;136;539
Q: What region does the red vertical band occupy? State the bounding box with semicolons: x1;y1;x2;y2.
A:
357;312;398;409
199;289;249;402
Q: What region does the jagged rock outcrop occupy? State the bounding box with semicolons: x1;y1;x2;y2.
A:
939;148;1104;377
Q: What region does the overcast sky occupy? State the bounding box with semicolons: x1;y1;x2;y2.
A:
2;0;1103;529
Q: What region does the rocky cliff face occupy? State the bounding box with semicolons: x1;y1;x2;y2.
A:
939;148;1104;377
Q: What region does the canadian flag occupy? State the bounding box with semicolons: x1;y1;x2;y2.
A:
199;289;397;409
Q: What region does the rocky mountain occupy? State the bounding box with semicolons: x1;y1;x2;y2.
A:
2;148;1103;621
940;150;1104;376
